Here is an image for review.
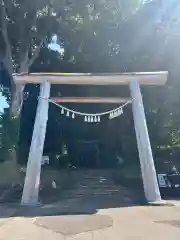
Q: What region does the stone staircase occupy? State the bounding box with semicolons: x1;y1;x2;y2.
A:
59;170;135;205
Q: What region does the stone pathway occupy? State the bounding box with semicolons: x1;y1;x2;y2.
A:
1;204;180;239
34;214;113;236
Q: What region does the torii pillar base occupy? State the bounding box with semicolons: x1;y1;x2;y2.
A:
130;80;161;202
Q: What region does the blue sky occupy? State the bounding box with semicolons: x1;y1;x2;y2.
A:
0;92;9;113
48;35;63;54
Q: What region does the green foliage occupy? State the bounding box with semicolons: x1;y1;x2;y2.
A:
2;0;180;172
1;0;59;71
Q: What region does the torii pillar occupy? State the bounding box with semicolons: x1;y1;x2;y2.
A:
21;81;51;205
130;80;161;202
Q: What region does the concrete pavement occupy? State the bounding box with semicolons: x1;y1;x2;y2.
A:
1;205;180;239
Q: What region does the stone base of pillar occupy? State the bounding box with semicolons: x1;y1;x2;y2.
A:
21;201;42;207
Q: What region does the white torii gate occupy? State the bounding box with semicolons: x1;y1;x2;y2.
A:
13;71;168;206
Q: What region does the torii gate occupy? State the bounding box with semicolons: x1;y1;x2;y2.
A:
13;71;168;206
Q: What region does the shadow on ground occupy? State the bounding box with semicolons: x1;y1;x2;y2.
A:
0;193;149;219
0;169;178;219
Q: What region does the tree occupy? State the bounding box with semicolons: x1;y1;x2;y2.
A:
0;0;60;161
0;0;145;162
39;0;180;171
0;0;56;115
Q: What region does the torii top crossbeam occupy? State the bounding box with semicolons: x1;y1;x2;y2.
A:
13;71;168;85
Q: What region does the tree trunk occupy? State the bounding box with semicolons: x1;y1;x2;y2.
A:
11;83;25;118
9;62;27;163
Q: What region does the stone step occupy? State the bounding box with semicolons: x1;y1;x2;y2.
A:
61;191;131;199
56;170;134;201
74;185;123;191
77;178;114;182
64;188;122;193
78;175;110;178
61;189;131;198
71;171;111;176
73;180;113;185
74;179;115;184
75;181;118;185
72;175;112;180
